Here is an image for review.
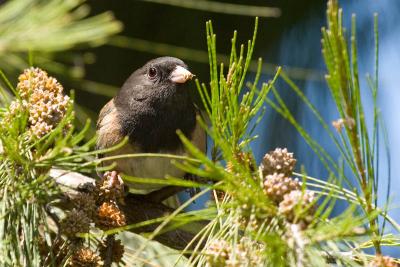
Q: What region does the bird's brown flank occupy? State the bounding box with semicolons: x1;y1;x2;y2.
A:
97;99;123;149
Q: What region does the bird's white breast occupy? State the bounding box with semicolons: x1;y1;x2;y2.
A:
108;144;186;193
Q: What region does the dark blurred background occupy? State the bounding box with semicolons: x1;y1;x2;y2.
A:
82;0;324;111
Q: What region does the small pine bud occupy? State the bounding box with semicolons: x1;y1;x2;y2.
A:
60;209;91;239
206;239;231;267
1;100;28;128
96;201;126;230
369;255;399;267
332;117;356;133
96;171;125;203
68;246;103;267
279;190;315;227
16;67;71;138
73;192;97;219
261;148;297;176
206;238;264;267
263;173;300;203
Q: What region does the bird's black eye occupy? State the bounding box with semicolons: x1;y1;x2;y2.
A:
148;67;157;78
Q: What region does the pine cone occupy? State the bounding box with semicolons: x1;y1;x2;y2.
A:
279;190;315;227
96;171;125;203
96;201;126;230
369;255;399;267
261;148;296;176
73;192;97;219
68;247;103;267
206;238;264;267
60;209;91;239
206;239;231;267
263;173;300;203
14;67;71;138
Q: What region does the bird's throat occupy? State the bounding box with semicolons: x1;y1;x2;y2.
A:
119;95;196;153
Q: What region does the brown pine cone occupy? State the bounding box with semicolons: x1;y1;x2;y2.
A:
68;246;103;267
261;148;297;176
263;173;300;203
96;201;126;231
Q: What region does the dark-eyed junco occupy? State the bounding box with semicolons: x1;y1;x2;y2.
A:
96;57;206;201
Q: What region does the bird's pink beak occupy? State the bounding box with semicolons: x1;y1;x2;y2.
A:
170;66;194;84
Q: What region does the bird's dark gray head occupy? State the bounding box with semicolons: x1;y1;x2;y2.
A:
114;57;197;152
144;56;193;84
116;56;194;104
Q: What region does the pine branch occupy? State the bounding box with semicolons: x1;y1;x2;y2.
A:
49;168;201;250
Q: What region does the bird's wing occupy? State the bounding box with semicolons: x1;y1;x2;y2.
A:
96;99;124;149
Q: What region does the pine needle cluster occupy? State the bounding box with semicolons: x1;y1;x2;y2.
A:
0;66;126;266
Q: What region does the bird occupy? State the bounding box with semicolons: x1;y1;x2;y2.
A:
96;57;206;202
